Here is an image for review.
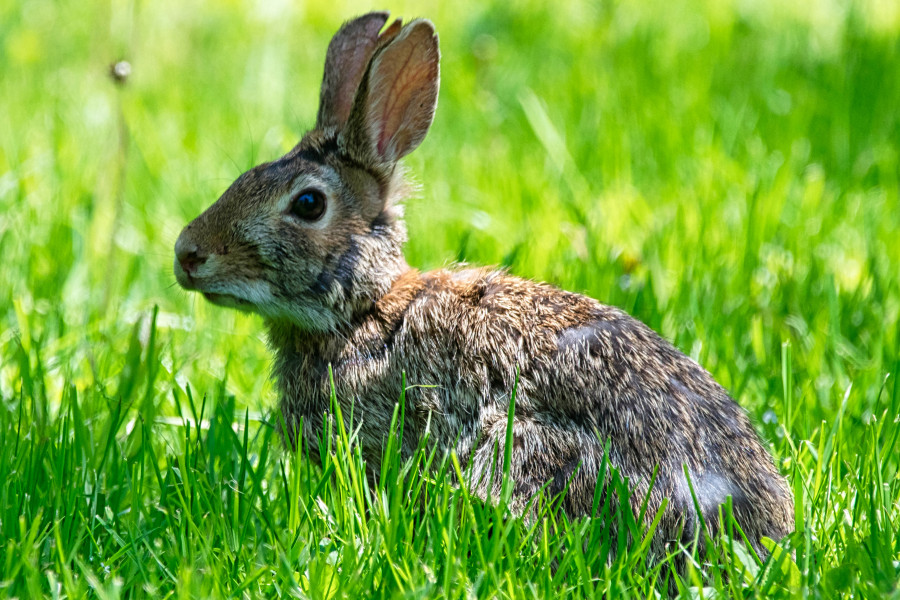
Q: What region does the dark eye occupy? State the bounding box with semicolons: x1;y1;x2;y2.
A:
289;189;326;221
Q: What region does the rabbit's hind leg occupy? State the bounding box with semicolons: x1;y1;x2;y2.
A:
462;415;609;518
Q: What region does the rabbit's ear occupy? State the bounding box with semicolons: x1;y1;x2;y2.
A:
344;19;440;167
316;12;397;130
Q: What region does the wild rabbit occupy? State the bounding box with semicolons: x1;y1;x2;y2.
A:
174;12;793;560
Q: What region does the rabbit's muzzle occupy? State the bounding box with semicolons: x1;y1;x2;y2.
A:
174;236;207;289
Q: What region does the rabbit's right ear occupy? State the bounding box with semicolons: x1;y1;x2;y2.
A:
342;19;440;169
317;12;399;130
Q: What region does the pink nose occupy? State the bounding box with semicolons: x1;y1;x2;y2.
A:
174;238;207;275
179;250;206;274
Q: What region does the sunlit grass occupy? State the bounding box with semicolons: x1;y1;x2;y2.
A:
1;0;898;597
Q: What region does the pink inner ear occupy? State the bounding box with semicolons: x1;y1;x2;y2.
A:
376;49;421;155
367;23;439;162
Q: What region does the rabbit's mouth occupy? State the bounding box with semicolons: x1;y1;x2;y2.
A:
202;292;255;311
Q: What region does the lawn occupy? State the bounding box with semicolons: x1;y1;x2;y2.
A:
1;0;899;597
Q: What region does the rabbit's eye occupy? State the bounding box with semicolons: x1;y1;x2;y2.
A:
290;189;327;221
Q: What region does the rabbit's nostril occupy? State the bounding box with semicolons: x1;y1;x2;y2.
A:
178;249;207;274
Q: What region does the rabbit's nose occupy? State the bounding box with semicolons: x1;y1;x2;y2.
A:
175;239;208;275
179;250;207;275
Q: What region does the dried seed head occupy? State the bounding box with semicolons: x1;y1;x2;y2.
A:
109;60;131;85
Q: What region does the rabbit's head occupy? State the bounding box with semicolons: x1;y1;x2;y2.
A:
174;12;439;332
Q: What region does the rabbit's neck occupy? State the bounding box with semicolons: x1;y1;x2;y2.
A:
264;268;424;456
265;265;426;386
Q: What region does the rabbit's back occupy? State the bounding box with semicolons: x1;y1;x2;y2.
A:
273;266;793;553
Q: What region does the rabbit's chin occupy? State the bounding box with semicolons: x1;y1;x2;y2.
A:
195;282;344;332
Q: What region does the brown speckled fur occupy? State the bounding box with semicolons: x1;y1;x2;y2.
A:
174;12;793;563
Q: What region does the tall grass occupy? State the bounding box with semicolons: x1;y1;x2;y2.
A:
1;0;898;597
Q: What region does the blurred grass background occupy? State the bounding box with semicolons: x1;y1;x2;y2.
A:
1;0;899;596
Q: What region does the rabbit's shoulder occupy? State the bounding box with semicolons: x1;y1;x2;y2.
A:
382;265;625;326
369;266;633;361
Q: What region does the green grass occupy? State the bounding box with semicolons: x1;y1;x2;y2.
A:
2;0;899;597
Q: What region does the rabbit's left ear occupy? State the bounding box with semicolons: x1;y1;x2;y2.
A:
343;19;440;167
317;12;399;130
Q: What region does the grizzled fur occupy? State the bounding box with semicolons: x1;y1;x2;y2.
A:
175;12;794;562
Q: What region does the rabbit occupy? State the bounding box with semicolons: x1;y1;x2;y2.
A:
174;11;794;562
